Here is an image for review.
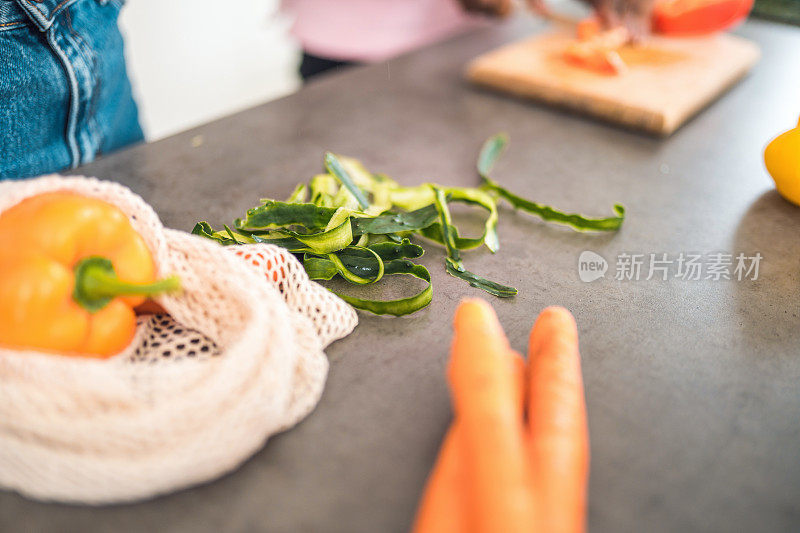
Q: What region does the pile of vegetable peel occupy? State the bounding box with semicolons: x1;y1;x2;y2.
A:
193;134;625;316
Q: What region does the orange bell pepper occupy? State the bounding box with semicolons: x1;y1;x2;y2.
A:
0;192;180;358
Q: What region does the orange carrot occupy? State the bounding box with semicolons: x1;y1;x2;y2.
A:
412;302;589;533
411;424;466;533
511;349;526;418
413;350;525;533
526;306;589;533
447;299;536;533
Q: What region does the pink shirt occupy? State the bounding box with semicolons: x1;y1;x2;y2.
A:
282;0;484;62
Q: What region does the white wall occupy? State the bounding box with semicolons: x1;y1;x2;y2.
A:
119;0;300;140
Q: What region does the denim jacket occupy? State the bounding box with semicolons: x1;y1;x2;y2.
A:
0;0;142;180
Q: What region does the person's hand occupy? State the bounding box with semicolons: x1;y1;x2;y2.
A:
591;0;656;41
525;0;550;17
457;0;513;17
526;0;656;41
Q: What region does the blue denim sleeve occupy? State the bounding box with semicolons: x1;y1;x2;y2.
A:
0;0;143;180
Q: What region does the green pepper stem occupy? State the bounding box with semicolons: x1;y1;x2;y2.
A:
73;256;181;312
83;270;181;298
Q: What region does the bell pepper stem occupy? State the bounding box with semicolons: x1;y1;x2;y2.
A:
73;256;181;312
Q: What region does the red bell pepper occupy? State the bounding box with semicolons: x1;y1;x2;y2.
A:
564;27;629;75
652;0;753;35
576;17;602;41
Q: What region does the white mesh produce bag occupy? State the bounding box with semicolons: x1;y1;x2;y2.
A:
0;176;358;504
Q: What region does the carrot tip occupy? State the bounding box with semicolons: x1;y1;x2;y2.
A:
449;298;513;384
528;306;579;355
536;306;576;325
453;298;503;335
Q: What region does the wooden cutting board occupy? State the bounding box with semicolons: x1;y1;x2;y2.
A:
466;31;760;135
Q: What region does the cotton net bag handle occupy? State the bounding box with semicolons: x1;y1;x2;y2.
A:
0;176;357;504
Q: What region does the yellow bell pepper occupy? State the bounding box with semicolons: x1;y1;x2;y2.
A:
0;192;180;358
764;116;800;207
